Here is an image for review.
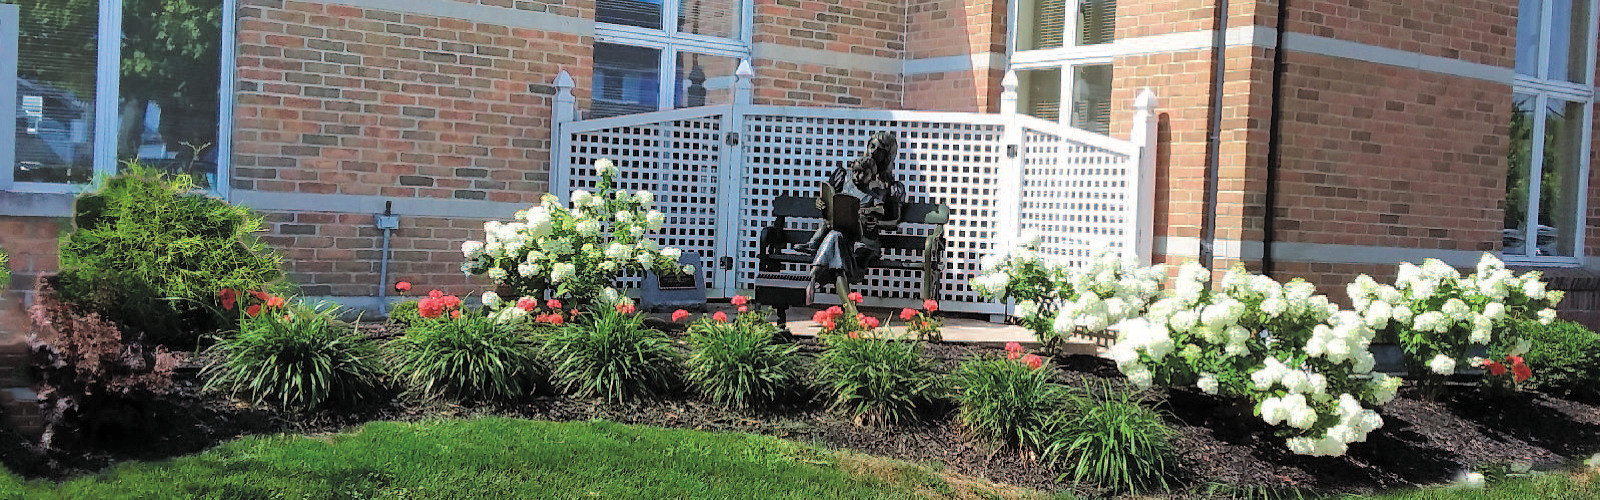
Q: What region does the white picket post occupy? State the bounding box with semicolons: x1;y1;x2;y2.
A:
1129;89;1159;266
550;70;577;205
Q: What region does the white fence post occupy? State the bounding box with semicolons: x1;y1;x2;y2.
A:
550;70;577;205
1128;89;1159;266
996;70;1024;248
712;60;755;296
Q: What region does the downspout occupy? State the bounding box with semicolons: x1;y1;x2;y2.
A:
1200;0;1230;269
375;201;399;316
1262;0;1290;276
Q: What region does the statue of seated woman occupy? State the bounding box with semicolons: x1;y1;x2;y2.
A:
791;131;906;285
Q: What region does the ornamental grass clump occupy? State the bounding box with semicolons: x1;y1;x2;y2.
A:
543;305;681;402
1044;380;1177;493
816;334;945;426
685;301;806;409
969;240;1165;351
203;299;385;412
460;158;693;306
389;306;541;404
950;345;1068;455
1348;255;1562;392
55;164;284;345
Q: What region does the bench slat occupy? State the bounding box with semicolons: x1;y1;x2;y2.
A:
770;196;948;226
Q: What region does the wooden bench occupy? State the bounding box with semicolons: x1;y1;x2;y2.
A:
753;195;950;324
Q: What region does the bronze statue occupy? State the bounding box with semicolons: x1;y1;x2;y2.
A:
793;131;906;284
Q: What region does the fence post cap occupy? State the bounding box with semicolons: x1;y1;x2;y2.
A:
1135;88;1158;111
554;70;575;89
736;59;754;78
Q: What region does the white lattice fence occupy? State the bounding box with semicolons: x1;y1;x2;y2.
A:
553;107;731;291
1017;123;1138;270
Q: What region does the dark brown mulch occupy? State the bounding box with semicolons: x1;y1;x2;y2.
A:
3;328;1598;498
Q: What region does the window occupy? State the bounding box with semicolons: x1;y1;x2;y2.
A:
1505;0;1596;260
590;0;748;118
2;0;233;193
1009;0;1115;133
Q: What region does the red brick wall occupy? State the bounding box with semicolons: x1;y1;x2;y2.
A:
750;0;904;108
0;217;64;346
902;0;1006;111
260;211;490;297
232;0;590;204
750;61;901;107
1284;0;1516;67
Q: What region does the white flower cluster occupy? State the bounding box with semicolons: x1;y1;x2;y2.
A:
1282;394;1385;457
459;159;690;301
1349;254;1562;379
971;241;1165;346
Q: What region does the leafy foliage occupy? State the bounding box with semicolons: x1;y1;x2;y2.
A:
1044;380;1177;493
388;313;541;403
816;336;945;426
26;277;178;448
951;356;1069;453
0;248;9;287
1500;318;1600;399
386;299;423;327
685;311;805;409
202;301;385;411
543;307;682;402
55;165;283;345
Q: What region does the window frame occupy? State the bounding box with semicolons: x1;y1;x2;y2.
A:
592;0;752;115
0;0;236;199
1505;0;1599;265
1007;0;1115;129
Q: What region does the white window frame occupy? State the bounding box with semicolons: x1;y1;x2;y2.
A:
1505;0;1599;265
593;0;753;113
0;0;236;198
1007;0;1114;127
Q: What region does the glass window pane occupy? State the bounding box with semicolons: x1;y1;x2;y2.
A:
1549;0;1592;83
1537;99;1586;257
591;43;661;118
1516;0;1542;77
597;0;663;30
119;0;223;189
1070;64;1112;135
1078;0;1115;46
1016;0;1065;51
674;52;738;108
1017;68;1061;122
1505;94;1537;255
678;0;740;39
9;0;98;184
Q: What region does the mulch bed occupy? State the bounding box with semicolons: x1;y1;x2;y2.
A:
3;322;1597;498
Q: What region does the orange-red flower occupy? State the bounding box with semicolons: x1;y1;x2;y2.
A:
615;302;637;315
1005;341;1023;360
547;299;562;309
1488;361;1507;376
549;313;564;325
394;281;412;292
266;295;286;309
862;316;880;329
923;299;938;312
847;292;864;303
1512;363;1532;383
451;309;462;319
1023;354;1043;370
847;330;860;339
731;295;748;306
900;308;917;321
738;305;748;313
429;289;444;299
517;297;537;311
826;306;844;318
418;298;444;318
713;311;729;323
218;289;237;311
673;309;691;323
441;295;462;309
246;304;262;317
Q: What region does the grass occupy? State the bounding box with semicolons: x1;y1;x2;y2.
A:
0;418;1064;499
1343;468;1600;499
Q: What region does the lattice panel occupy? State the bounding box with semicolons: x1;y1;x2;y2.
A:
735;114;1008;312
562;114;726;289
1017;128;1133;270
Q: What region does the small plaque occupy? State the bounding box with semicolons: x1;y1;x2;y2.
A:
640;251;708;312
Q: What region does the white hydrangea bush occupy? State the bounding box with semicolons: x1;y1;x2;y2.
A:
460;159;692;305
1348;254;1562;379
969;236;1165;350
1111;263;1399;457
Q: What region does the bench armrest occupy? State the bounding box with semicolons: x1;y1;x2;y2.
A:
921;224;946;300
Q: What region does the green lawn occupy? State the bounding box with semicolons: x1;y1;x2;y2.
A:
0;418;1062;499
1342;470;1600;500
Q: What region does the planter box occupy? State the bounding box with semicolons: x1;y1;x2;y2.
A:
1369;344;1487;377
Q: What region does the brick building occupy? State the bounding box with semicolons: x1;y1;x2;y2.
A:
1;0;1597;347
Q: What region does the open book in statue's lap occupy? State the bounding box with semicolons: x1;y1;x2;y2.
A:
792;132;905;285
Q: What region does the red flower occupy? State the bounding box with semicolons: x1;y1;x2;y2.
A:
823;319;836;330
442;295;462;309
923;299;938;312
394;281;412;292
549;314;564;325
826;306;844;318
732;295;749;306
847;292;864;303
570;309;581;317
855;313;867;325
517;297;537;311
1023;354;1043;370
250;290;270;302
615;303;637;315
218;289;237;311
900;308;917;321
266;296;286;309
673;309;691;323
863;316;880;329
1488;361;1507;376
547;299;562;310
847;330;860;339
1005;341;1024;353
738;305;749;313
246;304;262;317
1513;363;1532;383
713;311;729;323
451;309;462;319
429;290;444;299
1507;355;1524;366
418;298;444;319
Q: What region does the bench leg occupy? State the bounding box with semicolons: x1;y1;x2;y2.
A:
835;275;853;313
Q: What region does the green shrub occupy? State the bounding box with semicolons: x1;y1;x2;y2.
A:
387;300;423;327
1044;380;1177;493
202;300;385;411
389;313;541;403
0;248;10;287
951;356;1069;452
685;312;805;409
816;336;945;426
544;307;681;402
56;165;283;345
1504;318;1600;398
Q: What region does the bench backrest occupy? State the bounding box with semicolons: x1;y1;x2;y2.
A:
769;195;949;226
